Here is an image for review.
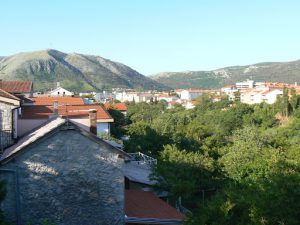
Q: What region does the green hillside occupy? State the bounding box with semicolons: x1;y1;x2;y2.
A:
0;49;167;92
150;60;300;89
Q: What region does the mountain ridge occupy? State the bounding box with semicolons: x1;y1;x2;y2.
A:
150;59;300;89
0;49;167;92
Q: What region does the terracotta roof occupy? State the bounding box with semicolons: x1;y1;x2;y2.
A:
20;105;112;120
31;97;84;105
0;88;20;101
125;190;184;222
0;81;32;93
104;103;128;111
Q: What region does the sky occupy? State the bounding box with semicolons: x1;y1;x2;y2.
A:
1;0;300;75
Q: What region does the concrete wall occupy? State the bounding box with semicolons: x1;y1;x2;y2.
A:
0;102;15;150
0;128;124;225
69;118;90;132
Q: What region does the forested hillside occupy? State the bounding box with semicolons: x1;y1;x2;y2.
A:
123;90;300;225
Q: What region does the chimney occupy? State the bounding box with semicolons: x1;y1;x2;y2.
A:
89;109;97;135
53;100;58;115
57;82;60;88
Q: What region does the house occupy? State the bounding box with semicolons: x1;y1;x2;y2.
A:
48;87;74;96
0;80;33;97
0;117;127;225
0;89;20;151
29;96;85;106
18;104;114;136
104;103;128;115
123;153;184;225
125;190;184;225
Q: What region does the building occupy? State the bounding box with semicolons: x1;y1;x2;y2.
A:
235;79;255;90
0;80;33;98
0;89;20;151
240;88;283;105
0;117;127;225
48;87;74;96
176;89;220;101
104;103;128;115
221;85;238;101
155;93;179;102
18;104;113;136
115;92;154;103
125;190;184;225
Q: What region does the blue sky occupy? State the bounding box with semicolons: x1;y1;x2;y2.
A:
1;0;300;74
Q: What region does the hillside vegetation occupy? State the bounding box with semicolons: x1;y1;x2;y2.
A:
151;60;300;89
0;49;167;92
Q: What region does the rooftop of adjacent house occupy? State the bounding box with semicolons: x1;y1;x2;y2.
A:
0;88;20;101
0;80;33;93
30;96;85;105
104;103;128;111
125;190;184;224
20;104;113;120
0;117;128;163
122;161;156;185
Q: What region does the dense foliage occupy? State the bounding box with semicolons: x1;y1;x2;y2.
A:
124;93;300;225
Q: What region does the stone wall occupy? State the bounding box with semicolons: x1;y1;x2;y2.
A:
0;102;15;151
0;128;124;225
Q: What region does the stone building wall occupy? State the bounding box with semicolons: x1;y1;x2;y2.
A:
0;102;15;151
0;128;124;225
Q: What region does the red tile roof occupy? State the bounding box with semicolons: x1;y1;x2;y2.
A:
31;97;85;106
0;88;20;101
125;190;184;221
0;81;33;93
104;103;128;111
20;105;112;120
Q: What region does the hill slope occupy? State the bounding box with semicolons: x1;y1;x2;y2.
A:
0;49;166;92
150;60;300;89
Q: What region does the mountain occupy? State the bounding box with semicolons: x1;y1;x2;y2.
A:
0;49;167;92
150;60;300;89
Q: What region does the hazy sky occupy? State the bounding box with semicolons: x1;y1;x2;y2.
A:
1;0;300;74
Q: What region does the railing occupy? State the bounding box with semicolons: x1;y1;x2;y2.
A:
127;152;157;165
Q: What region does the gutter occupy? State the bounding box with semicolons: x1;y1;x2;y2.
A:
125;216;183;225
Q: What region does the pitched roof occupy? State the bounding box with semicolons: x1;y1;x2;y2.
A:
0;88;20;101
31;96;84;105
104;103;128;111
125;190;184;224
0;117;128;163
0;117;66;162
20;105;113;120
0;81;33;93
122;162;156;185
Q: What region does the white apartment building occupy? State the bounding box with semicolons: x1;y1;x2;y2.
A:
236;80;255;90
240;88;282;104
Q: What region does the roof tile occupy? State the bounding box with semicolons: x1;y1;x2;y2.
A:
0;81;33;93
125;190;184;220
